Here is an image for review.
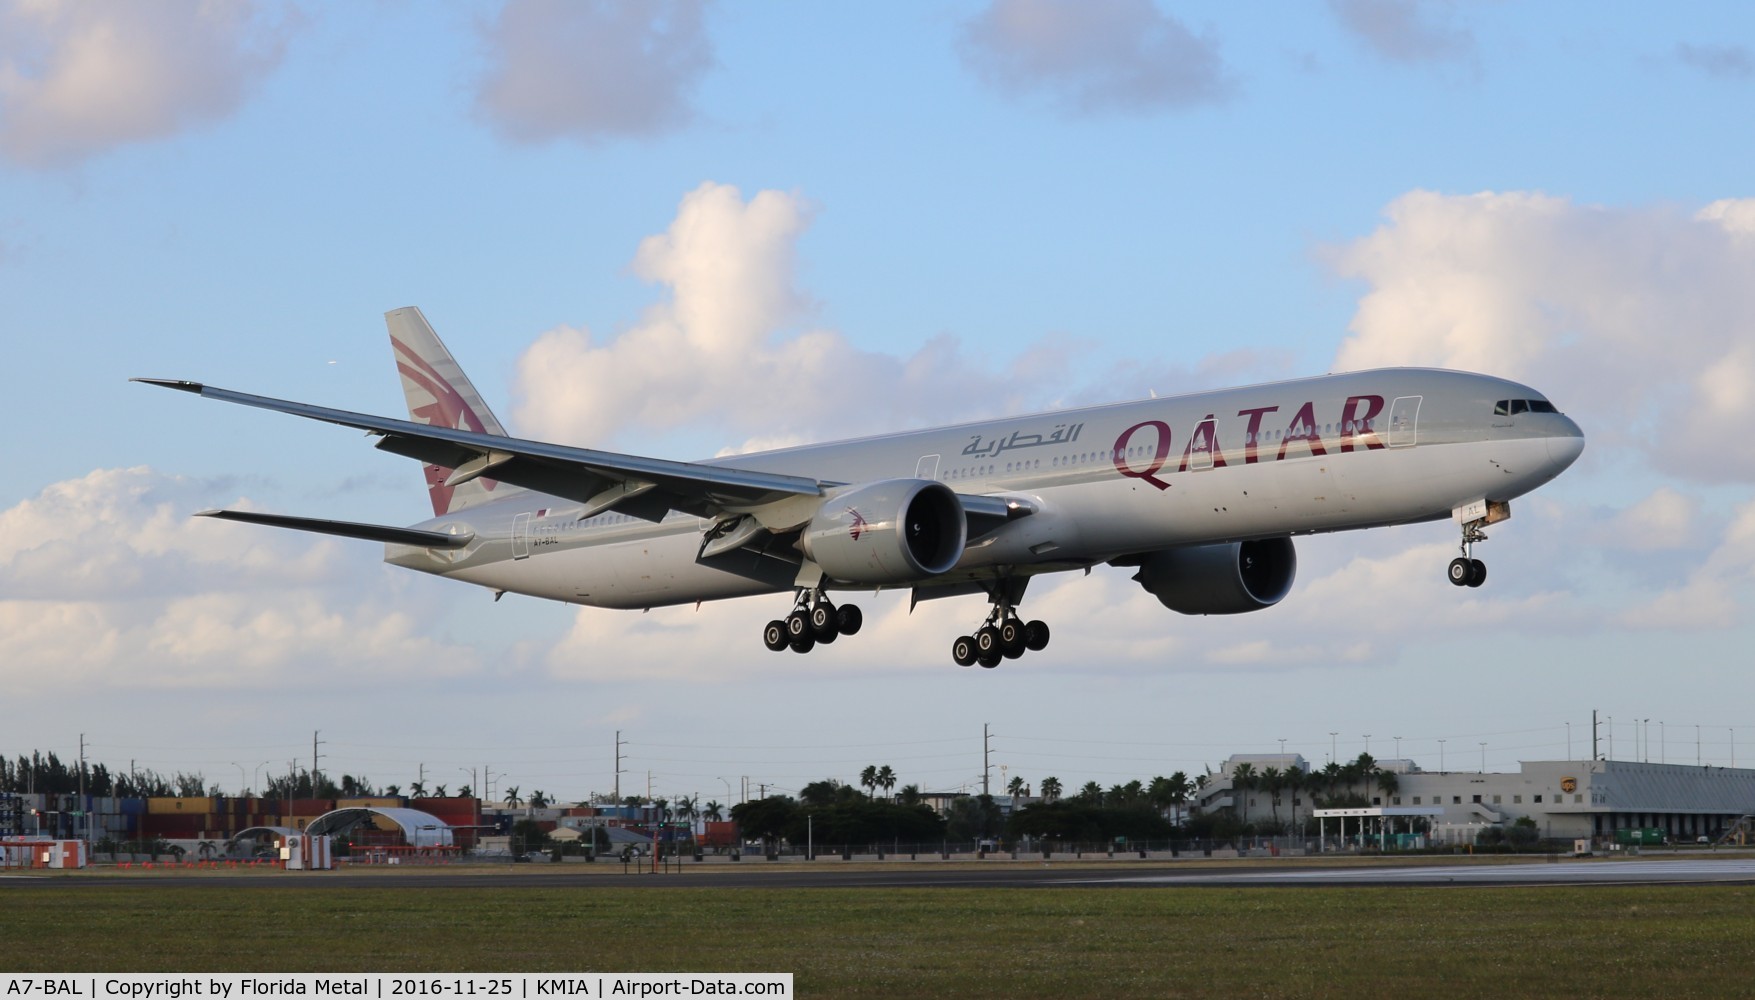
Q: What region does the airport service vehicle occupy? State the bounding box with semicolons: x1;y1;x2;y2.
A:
137;307;1585;667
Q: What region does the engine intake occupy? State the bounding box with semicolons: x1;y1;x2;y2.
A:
800;479;966;585
1132;537;1297;615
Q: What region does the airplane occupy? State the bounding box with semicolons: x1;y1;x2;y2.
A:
136;307;1586;668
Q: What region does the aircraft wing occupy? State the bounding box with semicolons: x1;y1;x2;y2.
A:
133;379;825;520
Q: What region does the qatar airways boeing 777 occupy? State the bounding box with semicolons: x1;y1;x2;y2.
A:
138;307;1585;667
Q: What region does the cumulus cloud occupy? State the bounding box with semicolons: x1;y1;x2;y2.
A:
0;0;291;169
513;181;1071;450
0;467;480;692
474;0;712;145
1328;0;1477;66
1328;191;1755;483
1676;42;1755;81
957;0;1233;115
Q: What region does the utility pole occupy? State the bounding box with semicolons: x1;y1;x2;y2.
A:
614;731;626;805
311;730;324;793
1593;710;1600;761
78;733;87;846
983;724;992;798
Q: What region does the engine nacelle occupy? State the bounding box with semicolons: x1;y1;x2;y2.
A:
800;479;966;585
1132;537;1297;615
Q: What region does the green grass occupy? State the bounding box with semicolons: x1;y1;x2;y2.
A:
3;881;1752;997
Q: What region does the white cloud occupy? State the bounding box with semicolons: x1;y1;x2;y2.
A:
474;0;712;145
1676;42;1755;81
513;182;1070;449
1328;191;1755;483
957;0;1233;115
1328;0;1476;66
0;467;481;692
0;0;291;169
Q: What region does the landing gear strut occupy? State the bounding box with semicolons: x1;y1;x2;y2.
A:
1447;519;1489;589
952;582;1049;668
763;588;862;654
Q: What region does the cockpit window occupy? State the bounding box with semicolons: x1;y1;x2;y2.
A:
1495;398;1560;416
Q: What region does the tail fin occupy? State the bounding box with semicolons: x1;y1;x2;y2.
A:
386;306;523;517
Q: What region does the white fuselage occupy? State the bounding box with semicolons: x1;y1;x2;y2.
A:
386;368;1585;609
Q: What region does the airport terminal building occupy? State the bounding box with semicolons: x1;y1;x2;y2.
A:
1198;754;1755;844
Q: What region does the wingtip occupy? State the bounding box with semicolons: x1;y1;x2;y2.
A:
131;377;206;393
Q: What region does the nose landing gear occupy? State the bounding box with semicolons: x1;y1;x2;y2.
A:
763;589;863;654
1447;513;1492;588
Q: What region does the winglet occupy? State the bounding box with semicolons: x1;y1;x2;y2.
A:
131;378;207;393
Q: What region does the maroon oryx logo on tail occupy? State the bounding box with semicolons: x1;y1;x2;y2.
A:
847;508;868;541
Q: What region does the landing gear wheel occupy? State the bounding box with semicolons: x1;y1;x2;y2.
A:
786;609;812;640
1448;557;1472;587
952;636;977;667
1468;558;1487;588
835;603;863;636
998;618;1026;658
762;620;788;652
788;633;815;654
974;625;1001;657
977;651;1002;669
809;602;838;640
1024;620;1050;652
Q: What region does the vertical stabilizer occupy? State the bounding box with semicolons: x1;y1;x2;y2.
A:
386;306;521;516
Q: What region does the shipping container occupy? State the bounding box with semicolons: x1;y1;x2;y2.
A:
147;797;214;815
338;797;404;809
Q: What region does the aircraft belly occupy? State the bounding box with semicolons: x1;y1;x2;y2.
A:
440;531;780;610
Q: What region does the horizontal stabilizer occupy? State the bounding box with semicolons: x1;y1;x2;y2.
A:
194;509;474;548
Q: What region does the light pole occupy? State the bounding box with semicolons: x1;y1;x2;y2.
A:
1642;719;1650;763
232;762;246;796
1278;738;1286;756
717;776;732;811
1438;739;1446;772
1363;734;1372;756
1479;742;1487;773
1393;736;1402;760
460;767;477;798
1566;722;1572;761
1330;732;1338;764
1660;721;1666;764
253;761;270;798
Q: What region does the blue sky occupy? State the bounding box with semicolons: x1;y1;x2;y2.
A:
3;1;1753;805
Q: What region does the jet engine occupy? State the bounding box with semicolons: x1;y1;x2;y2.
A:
1131;537;1297;615
800;479;966;585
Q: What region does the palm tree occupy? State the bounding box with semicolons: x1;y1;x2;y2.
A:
1078;781;1104;805
1282;766;1306;830
1320;761;1342;805
1375;769;1399;807
675;795;697;835
456;784;472;799
1006;775;1026;802
433;784;448;798
1040;777;1062;803
703;801;724;823
384;784;401;797
860;765;878;798
876;765;896;802
530;790;550;809
1231;763;1256;826
1168;771;1192;824
504;786;523;809
409;781;427;798
1261;766;1283;830
898;784;922;806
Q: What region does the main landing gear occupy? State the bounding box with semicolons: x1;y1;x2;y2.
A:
951;602;1050;669
1447;520;1489;589
763;589;863;654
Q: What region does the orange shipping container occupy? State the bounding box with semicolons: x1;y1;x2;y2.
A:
147;797;215;815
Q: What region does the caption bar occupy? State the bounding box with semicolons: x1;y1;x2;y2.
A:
3;976;791;1000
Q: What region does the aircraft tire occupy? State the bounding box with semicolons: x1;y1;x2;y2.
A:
975;625;1001;657
952;636;977;667
836;604;863;636
789;632;815;654
1468;559;1487;588
998;618;1026;657
1447;557;1472;587
787;609;812;639
1024;620;1050;652
809;602;837;639
978;651;1002;669
763;620;788;652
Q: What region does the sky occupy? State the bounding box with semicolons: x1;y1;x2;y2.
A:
3;0;1753;807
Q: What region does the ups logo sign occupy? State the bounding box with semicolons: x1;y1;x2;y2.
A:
1561;776;1578;793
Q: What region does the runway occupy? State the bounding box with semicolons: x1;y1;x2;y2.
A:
10;856;1755;889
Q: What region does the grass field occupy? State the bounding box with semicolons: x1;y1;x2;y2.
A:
3;879;1751;997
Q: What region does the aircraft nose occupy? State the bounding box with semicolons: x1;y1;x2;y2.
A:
1546;417;1586;470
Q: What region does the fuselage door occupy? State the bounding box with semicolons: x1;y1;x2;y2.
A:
1188;417;1220;471
1388;396;1422;448
512;511;532;560
915;454;941;480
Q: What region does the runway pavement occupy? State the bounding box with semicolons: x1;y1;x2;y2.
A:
9;856;1755;889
